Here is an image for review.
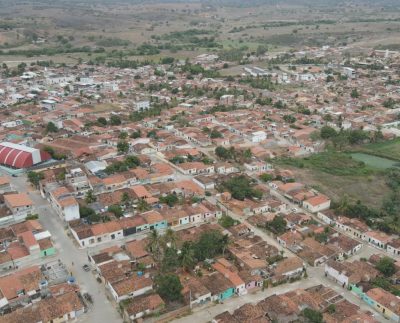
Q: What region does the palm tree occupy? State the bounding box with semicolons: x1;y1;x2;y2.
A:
147;230;162;263
85;190;96;204
180;242;195;272
137;199;151;212
220;234;230;257
162;228;178;249
121;192;130;207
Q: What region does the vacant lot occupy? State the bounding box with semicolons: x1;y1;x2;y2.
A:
275;152;390;208
93;103;122;113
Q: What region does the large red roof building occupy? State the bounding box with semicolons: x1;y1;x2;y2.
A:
0;142;51;169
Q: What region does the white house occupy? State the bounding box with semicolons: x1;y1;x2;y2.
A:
302;195;331;213
108;275;153;302
364;231;392;249
134;100;150;111
250;131;267;143
324;261;351;287
387;239;400;256
49;187;80;222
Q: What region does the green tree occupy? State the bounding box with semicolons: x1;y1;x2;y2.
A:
97;117;107;126
215;146;232;160
159;194;179;207
221;175;259;201
108;204;123;218
121;192;130;206
327;304;336;314
79;206;100;223
147;229;162;262
194;230;229;261
117;141;129;154
162;228;179;249
266;215;287;234
46;122;58;133
376;257;396;277
161;247;180;273
180;242;196;271
351;89;359;99
119;131;128;140
259;173;274;182
27;171;44;188
302;308;323;323
210;129;223;139
137;199;151;212
283;115;296;123
320;126;337;139
326;75;335;82
110;115;121;125
130;130;141;139
85;190;96;203
155;274;183;302
218;215;237;228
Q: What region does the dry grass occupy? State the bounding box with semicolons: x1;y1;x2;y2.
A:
286;166;389;208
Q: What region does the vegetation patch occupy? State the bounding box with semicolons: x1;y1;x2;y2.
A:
277;152;377;176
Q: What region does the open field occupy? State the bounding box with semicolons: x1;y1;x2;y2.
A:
92;103;122;113
285;167;389;209
275;152;391;207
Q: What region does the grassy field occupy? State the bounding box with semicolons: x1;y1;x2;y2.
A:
275;152;390;208
278;152;378;176
353;138;400;161
92;103;122;113
350;153;400;169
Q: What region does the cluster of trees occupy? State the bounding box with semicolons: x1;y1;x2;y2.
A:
117;141;129;154
129;105;167;122
319;126;380;149
104;155;140;174
205;128;223;139
218;215;239;228
215;146;252;163
159;194;179;207
28;171;44;188
181;63;220;78
265;215;287;234
79;205;100;223
148;229;229;290
239;76;275;90
46;122;58;133
219;175;262;201
43;146;66;160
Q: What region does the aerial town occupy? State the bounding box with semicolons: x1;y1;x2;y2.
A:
1;1;400;323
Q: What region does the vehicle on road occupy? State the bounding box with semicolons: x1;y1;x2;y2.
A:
82;264;90;272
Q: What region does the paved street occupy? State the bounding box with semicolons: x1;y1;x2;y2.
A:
1;171;122;323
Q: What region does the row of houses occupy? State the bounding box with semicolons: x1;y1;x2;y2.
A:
318;210;400;254
70;202;222;248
